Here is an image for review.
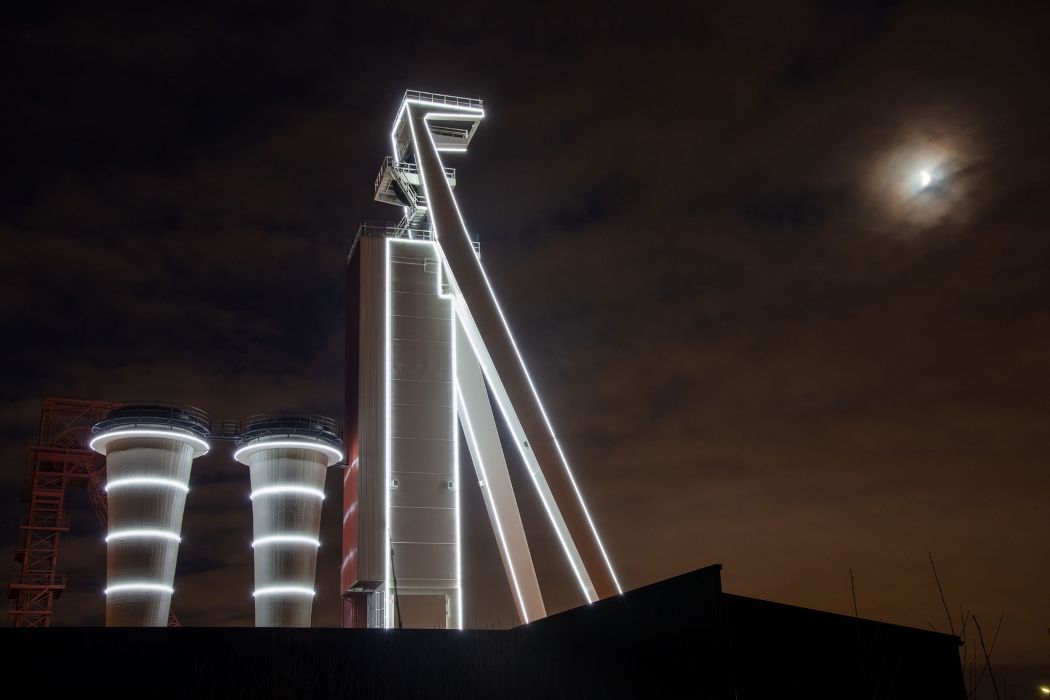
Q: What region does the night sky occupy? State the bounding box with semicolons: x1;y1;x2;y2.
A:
2;0;1048;690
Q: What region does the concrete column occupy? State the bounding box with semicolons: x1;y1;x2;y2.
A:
91;424;209;627
235;429;342;627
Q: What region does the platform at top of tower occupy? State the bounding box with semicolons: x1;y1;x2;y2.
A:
393;90;485;160
402;90;483;112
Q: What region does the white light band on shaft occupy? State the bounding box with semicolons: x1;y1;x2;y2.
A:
251;535;320;548
105;582;175;595
106;529;182;543
106;477;189;493
250;485;325;500
253;586;315;597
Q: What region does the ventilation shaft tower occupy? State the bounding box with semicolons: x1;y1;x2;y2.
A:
343;91;621;629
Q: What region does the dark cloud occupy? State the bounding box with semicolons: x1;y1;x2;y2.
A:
2;0;1048;688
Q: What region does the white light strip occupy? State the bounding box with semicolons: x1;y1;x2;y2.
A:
251;535;320;548
106;529;182;543
456;385;529;622
105;582;175;595
253;586;315;598
233;440;343;465
90;428;210;455
451;308;463;630
250;485;325;501
430;135;623;596
106;477;189;493
384;235;393;629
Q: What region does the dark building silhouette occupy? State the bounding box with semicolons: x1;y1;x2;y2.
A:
5;565;963;698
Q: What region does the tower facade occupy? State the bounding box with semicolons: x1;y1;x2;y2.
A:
344;91;620;629
235;414;342;627
90;403;210;627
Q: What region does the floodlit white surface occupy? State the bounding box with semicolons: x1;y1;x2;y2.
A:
242;438;332;627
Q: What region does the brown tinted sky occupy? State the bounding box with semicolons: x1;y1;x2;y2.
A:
1;0;1047;689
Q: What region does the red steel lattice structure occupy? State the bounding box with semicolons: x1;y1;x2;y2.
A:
8;397;181;627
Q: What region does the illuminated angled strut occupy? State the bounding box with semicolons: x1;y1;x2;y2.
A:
373;91;622;623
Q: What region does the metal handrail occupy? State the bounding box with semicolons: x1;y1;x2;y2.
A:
236;413;342;448
351;220;481;260
428;125;470;139
358;220;435;241
93;402;211;438
374;157;455;200
404;90;482;110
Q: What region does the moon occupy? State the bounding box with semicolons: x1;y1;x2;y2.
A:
919;170;932;188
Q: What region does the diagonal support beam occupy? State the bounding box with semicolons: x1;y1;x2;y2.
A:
455;316;546;624
406;101;621;602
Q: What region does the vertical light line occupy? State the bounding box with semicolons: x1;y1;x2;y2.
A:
384;236;393;629
450;283;463;630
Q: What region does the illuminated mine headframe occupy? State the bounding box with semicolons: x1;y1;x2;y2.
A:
343;90;621;630
90;403;210;627
235;415;342;627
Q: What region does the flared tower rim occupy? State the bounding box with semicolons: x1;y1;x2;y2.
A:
233;414;344;467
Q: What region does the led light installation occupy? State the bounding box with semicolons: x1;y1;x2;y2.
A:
235;414;342;627
90;403;211;627
343;91;620;630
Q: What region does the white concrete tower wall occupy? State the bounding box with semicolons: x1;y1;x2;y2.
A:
235;417;343;627
90;405;210;627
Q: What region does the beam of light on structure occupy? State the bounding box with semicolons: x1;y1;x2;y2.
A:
106;477;189;493
106;529;182;543
253;586;316;598
456;384;530;622
250;485;326;501
251;535;321;548
104;582;175;595
430;138;623;597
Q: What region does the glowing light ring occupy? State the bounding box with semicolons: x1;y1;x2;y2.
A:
233;440;343;466
251;535;320;548
253;586;315;598
105;582;174;595
106;477;189;493
250;485;325;501
451;311;463;630
90;428;210;457
106;529;182;543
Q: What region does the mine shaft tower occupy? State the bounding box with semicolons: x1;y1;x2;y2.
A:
343;91;621;629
